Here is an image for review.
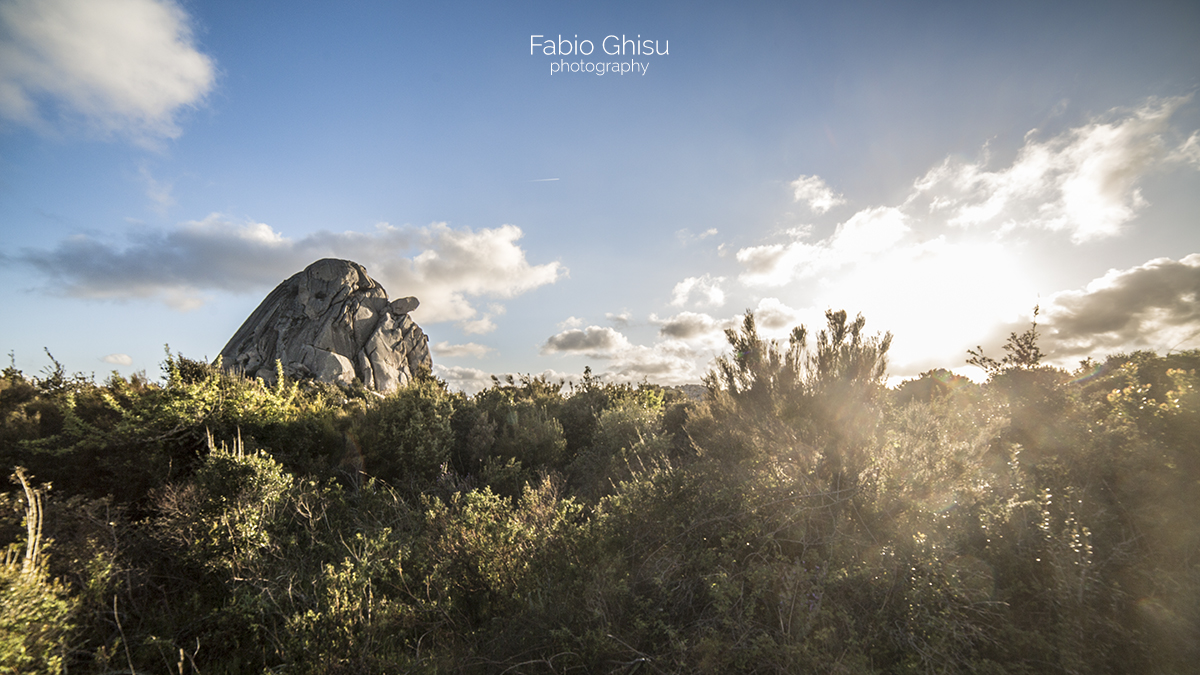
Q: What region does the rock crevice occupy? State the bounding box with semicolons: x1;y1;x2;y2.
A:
218;258;431;392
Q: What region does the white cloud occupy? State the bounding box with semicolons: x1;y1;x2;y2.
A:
371;222;565;326
12;216;566;330
552;303;820;388
433;364;494;395
543;303;835;386
1036;254;1200;361
737;206;908;286
606;311;631;328
752;297;804;331
540;326;631;357
653;311;733;342
791;174;846;214
723;95;1200;377
910;96;1196;242
733;220;1038;376
432;341;492;359
670;273;726;307
604;342;701;385
460;317;497;335
0;0;216;141
539;96;1198;386
101;353;133;366
676;227;720;245
558;316;583;329
540;320;709;385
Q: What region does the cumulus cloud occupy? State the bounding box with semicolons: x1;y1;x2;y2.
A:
432;341;492;359
0;0;216;140
540;326;631;357
604;342;701;385
910;96;1196;242
650;300;804;354
369;223;565;326
433;364;495;395
548;96;1198;385
654;311;732;341
549;303;810;387
10;216;566;329
670;274;726;307
460;317;496;335
539;320;709;385
737;206;909;286
753;297;805;331
791;174;846;214
101;353;133;366
1037;254;1200;360
606;311;631;328
723;96;1200;377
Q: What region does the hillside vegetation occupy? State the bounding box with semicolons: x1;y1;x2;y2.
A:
2;310;1198;674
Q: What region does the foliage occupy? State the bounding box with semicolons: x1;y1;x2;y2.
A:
968;306;1046;376
352;373;461;487
0;327;1197;673
0;469;76;675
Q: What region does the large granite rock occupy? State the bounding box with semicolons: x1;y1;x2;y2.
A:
218;259;431;392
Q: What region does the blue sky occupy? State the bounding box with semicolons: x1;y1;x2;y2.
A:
2;0;1199;392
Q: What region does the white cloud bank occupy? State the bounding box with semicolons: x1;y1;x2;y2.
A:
11;217;566;332
722;96;1200;377
538;298;810;386
1038;255;1200;361
530;97;1199;387
541;324;698;384
102;353;133;366
739;99;1197;289
909;96;1195;242
0;0;216;140
737;207;910;287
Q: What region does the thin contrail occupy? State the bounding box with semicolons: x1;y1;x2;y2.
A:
529;178;559;182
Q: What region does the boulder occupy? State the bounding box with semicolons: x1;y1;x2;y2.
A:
217;259;431;392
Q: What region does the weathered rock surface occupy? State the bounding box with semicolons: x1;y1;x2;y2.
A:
218;259;431;392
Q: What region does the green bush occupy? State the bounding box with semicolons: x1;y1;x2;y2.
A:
0;470;76;675
353;375;460;486
1;325;1198;673
0;561;75;675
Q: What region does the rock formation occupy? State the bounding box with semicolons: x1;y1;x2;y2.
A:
218;259;431;393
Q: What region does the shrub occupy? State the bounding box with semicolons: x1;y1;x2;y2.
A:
0;470;76;675
353;376;460;486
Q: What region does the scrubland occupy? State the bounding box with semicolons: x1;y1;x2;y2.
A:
2;311;1197;674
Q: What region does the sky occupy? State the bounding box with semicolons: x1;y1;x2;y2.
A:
1;0;1199;393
